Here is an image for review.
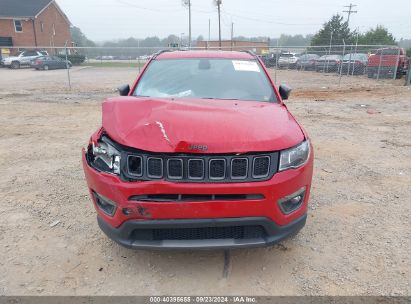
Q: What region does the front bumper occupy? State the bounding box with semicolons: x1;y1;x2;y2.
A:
82;145;313;249
278;61;297;67
97;214;307;250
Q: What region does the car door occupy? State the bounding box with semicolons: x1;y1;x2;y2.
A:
43;56;55;69
54;56;66;68
21;51;40;65
20;51;34;65
48;56;59;69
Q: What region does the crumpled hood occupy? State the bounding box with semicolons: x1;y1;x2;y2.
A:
102;97;304;153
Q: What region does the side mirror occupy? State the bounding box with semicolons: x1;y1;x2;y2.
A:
279;84;292;100
118;84;130;96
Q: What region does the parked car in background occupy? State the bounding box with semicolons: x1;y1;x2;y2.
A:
315;55;342;72
339;53;368;75
1;50;48;69
137;55;150;61
278;52;299;69
259;53;278;68
367;47;409;79
31;56;72;70
296;54;320;70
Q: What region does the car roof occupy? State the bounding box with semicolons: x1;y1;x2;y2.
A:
320;54;341;57
155;50;255;60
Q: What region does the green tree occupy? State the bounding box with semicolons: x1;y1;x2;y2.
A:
162;35;180;47
310;14;354;53
399;38;411;49
274;34;312;47
406;47;411;57
70;26;95;47
358;26;396;45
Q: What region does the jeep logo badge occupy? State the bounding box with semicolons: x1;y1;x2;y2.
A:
189;144;208;151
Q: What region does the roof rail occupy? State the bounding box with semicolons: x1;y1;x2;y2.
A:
152;49;174;59
240;50;258;58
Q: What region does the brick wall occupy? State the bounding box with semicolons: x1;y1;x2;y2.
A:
0;19;36;47
34;2;72;52
0;2;71;54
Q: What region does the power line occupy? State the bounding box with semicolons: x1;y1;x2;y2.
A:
221;9;322;26
343;3;357;24
114;0;181;12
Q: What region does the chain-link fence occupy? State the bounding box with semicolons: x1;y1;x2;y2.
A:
1;44;409;89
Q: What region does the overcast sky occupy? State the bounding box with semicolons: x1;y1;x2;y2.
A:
57;0;410;42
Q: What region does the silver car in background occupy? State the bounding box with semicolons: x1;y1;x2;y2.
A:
278;52;299;69
296;54;320;70
315;55;342;72
1;50;48;69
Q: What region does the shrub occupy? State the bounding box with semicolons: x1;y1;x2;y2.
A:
57;54;86;65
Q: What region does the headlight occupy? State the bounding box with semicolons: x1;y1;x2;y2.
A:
279;140;310;171
89;136;121;175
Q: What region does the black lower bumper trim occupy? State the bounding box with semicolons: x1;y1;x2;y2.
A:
97;214;307;250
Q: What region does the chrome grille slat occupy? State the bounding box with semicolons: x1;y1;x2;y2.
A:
125;152;278;183
231;158;249;179
147;157;163;178
167;158;183;179
188;159;205;180
209;159;226;180
127;155;143;176
252;156;271;178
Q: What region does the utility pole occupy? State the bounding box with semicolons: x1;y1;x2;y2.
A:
208;18;211;49
208;18;211;41
180;32;184;47
188;0;191;48
182;0;192;48
405;64;411;86
64;40;71;90
343;3;357;24
230;22;234;51
216;0;222;49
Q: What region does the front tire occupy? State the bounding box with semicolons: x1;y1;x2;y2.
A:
396;68;403;79
11;61;20;69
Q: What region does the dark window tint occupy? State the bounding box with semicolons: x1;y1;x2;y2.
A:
14;20;22;32
23;51;38;57
376;49;401;55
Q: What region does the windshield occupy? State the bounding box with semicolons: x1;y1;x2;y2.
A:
134;58;277;102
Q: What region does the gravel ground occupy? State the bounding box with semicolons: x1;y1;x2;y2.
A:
0;67;410;296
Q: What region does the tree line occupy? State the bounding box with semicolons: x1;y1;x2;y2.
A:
70;14;411;56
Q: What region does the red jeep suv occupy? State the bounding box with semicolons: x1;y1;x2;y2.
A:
82;50;314;249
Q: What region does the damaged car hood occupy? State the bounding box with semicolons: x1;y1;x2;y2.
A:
102;97;304;153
